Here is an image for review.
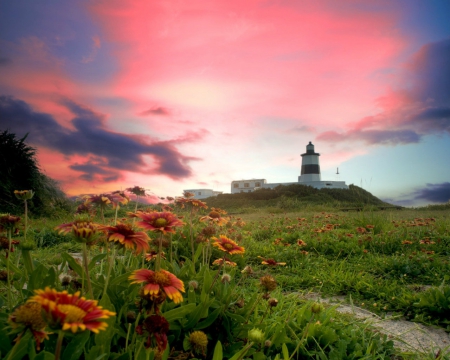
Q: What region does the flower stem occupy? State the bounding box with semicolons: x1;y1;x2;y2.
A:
103;245;116;297
6;229;12;311
156;233;163;271
82;243;94;299
54;330;65;360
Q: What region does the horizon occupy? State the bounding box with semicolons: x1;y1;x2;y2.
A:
1;1;449;207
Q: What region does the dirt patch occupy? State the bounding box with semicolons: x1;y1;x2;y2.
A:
301;292;450;356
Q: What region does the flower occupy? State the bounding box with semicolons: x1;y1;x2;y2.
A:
8;302;48;350
174;196;208;209
29;287;115;333
0;236;19;256
212;258;237;267
14;190;35;200
258;256;286;266
0;214;21;232
133;211;184;234
100;223;150;254
212;235;245;255
221;274;232;283
126;186;147;197
129;269;185;304
187;330;208;355
200;208;229;226
56;220;98;244
260;275;277;292
82;194;111;207
402;240;413;245
137;314;169;351
106;192;129;209
145;251;166;262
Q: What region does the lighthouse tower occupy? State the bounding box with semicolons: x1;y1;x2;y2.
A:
298;142;321;182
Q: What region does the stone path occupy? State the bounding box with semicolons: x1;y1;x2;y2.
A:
301;292;450;357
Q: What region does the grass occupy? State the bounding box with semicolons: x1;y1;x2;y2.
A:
1;199;450;359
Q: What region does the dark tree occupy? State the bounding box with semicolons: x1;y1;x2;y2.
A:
0;130;71;215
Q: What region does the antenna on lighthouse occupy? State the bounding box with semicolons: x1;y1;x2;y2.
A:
336;167;339;175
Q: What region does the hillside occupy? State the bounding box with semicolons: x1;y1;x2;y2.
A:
204;184;394;212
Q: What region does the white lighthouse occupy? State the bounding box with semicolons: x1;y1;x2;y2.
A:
230;141;348;193
298;142;321;182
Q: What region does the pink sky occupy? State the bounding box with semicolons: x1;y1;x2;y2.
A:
1;0;449;205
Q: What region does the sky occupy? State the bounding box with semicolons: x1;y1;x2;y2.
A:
0;0;449;207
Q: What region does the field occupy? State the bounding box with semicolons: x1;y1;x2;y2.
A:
1;194;450;360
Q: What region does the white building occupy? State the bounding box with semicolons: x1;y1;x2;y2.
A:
230;142;348;194
183;189;223;199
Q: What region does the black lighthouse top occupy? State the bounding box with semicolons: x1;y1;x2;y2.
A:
301;141;320;157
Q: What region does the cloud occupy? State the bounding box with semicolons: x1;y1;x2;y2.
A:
412;182;450;203
81;35;101;63
317;38;450;145
0;95;201;180
138;106;171;116
0;57;11;66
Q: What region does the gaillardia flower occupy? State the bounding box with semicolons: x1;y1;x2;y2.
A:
14;190;35;200
100;223;150;254
8;302;48;350
129;269;185;304
28;287;115;333
212;235;245;255
258;256;286;266
56;220;99;244
133;211;184;234
200;209;229;226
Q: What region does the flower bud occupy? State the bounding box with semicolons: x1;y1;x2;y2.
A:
311;302;323;314
248;328;265;343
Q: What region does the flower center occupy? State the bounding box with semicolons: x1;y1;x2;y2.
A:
154;271;171;286
13;303;46;329
154;218;167;228
209;211;220;219
224;243;234;250
58;304;87;323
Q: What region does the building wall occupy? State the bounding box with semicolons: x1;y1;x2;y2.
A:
183;189;223;199
231;179;267;194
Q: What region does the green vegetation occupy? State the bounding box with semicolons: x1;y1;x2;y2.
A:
0;130;71;216
205;184;393;213
1;192;450;359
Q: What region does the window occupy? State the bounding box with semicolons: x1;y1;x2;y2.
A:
255;182;261;187
233;183;239;188
326;183;332;186
244;183;249;188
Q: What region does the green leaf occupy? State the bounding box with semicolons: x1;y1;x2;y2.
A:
88;253;108;271
62;331;90;360
253;351;266;360
282;343;289;360
28;264;48;291
109;271;133;286
42;266;57;288
85;345;109;360
229;342;254;360
34;351;55;360
196;307;221;329
4;332;32;360
62;253;83;277
163;303;196;323
212;340;223;360
94;293;117;353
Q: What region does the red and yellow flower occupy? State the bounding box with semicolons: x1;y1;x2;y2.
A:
56;220;99;244
28;287;115;333
258;256;286;266
133;211;184;234
200;209;229;226
100;223;150;254
129;269;185;304
212;258;237;267
212;235;245;255
8;302;49;350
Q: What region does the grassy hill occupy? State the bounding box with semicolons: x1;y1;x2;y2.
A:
204;184;394;212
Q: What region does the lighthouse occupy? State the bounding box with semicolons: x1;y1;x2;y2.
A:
298;142;321;182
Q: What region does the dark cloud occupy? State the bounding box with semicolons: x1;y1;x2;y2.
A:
138;106;170;116
0;57;11;66
317;38;450;146
409;38;450;104
317;129;421;145
412;182;450;203
0;95;200;180
69;157;120;182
